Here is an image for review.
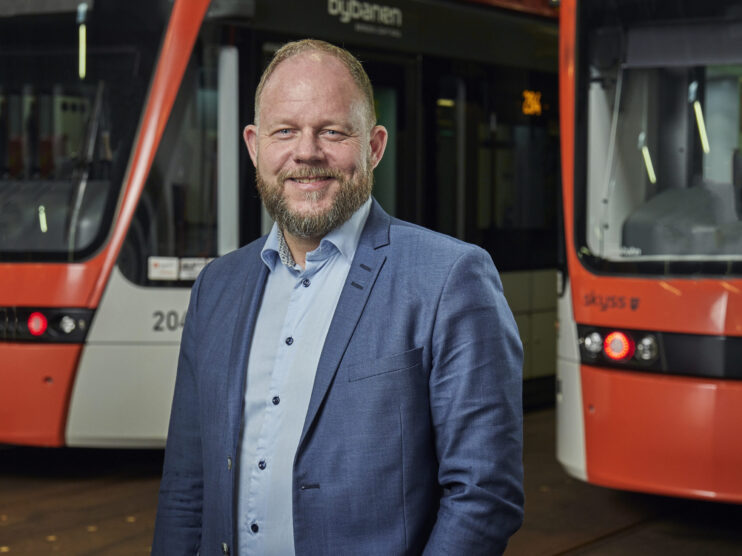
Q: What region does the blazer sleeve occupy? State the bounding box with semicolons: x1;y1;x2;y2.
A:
423;247;525;556
151;268;206;555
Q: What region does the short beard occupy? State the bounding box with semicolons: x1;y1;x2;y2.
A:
256;163;373;239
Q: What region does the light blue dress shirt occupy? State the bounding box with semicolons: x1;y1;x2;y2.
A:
236;198;372;555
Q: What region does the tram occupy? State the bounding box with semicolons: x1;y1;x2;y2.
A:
557;0;742;502
0;0;558;447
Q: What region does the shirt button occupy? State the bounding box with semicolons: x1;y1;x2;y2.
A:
251;523;259;533
272;396;280;405
258;459;266;470
285;336;294;345
301;278;311;287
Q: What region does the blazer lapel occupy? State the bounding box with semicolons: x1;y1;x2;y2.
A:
298;200;391;450
226;243;269;452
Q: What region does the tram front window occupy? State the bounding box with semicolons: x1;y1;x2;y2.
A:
0;1;166;262
585;18;742;267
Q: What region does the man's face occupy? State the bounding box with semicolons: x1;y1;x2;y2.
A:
244;52;387;239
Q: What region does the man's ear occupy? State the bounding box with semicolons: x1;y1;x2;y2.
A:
368;125;388;169
243;124;258;167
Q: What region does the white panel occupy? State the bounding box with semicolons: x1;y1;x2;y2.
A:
530;310;556;378
66;344;177;447
65;266;191;446
556;281;587;480
514;314;531;380
87;266;190;344
500;270;531;314
218;46;240;256
558;278;581;362
530;268;557;312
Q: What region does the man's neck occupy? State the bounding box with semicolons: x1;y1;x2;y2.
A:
282;230;321;270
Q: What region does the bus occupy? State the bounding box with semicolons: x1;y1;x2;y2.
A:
0;0;559;447
557;0;742;502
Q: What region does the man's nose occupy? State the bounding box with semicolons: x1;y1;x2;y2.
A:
293;132;324;163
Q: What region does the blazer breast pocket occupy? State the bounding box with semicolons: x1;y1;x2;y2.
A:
346;347;423;382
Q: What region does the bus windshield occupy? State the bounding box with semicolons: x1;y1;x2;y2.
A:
0;1;167;261
584;6;742;269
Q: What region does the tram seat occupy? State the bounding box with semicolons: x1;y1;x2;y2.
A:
622;179;739;256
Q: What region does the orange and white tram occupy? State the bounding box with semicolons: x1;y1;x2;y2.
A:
1;0;559;447
558;0;742;502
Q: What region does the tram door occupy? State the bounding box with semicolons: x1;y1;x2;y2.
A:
423;59;560;390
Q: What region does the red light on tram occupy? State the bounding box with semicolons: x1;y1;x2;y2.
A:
28;312;48;336
604;331;634;361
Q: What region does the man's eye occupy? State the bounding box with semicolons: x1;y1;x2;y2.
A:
323;129;343;138
277;129;291;135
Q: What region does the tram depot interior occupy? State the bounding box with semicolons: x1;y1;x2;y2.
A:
3;0;742;554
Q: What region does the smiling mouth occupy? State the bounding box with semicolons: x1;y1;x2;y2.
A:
290;176;332;184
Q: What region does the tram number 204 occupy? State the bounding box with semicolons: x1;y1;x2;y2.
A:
153;310;186;332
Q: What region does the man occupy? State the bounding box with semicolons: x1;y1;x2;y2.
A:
153;39;523;555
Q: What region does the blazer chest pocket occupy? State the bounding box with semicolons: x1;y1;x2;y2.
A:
346;347;423;382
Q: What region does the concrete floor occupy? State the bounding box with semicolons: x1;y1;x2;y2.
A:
2;407;742;554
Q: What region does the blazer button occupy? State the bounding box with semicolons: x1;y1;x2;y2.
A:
221;541;230;554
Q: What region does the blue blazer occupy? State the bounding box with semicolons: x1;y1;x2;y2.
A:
153;200;524;555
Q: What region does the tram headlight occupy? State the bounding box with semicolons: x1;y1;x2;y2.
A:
635;335;658;362
582;331;603;355
1;307;93;343
28;312;48;337
604;331;635;361
59;315;77;334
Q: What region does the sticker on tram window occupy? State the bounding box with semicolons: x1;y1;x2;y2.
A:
153;310;187;332
179;258;207;280
147;257;209;281
148;257;179;280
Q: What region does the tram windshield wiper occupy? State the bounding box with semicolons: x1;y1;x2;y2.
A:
67;79;104;259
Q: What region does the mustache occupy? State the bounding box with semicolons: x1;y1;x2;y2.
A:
277;167;345;183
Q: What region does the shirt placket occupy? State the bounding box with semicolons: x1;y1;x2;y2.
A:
244;265;318;550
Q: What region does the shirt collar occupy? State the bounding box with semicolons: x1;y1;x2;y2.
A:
261;197;372;271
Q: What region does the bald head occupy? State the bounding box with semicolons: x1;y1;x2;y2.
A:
254;39;376;131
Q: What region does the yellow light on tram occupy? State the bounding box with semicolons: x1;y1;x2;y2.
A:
522;90;542;116
79;23;86;79
641;145;657;184
77;3;88;80
693;100;710;154
38;205;48;233
436;98;455;107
